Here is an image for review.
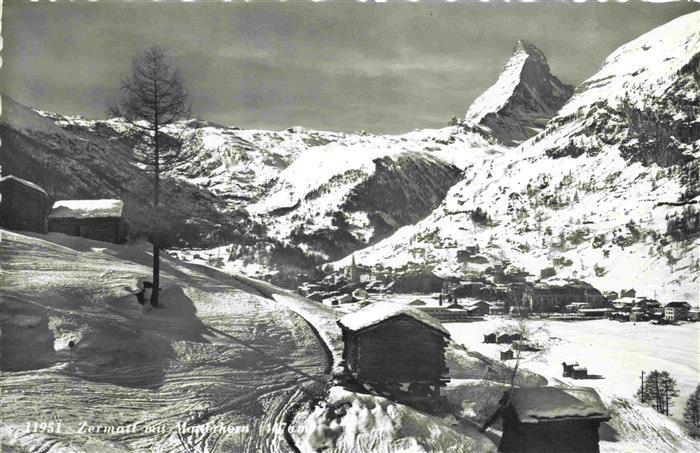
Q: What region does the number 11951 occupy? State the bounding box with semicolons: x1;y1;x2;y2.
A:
25;421;62;433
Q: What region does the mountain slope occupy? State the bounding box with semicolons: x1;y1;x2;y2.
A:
333;12;700;303
464;40;574;146
246;129;498;261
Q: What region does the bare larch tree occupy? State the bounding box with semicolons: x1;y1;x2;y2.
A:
112;46;190;307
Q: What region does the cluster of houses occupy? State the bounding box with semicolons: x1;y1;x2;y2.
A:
605;289;696;323
338;302;611;452
0;175;125;243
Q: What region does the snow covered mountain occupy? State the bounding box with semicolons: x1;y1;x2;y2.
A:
333;11;700;303
464;40;574;146
245;130;486;262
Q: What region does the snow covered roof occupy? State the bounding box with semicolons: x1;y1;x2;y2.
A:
505;387;610;423
337;302;450;336
665;301;691;308
48;199;124;219
0;175;47;196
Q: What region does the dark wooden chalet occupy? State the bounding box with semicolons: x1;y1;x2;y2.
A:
48;199;125;243
500;349;514;361
490;387;610;453
0;175;48;233
572;366;588;379
483;332;497;343
562;361;579;377
337;302;450;406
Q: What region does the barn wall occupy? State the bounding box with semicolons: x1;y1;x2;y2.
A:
348;316;447;383
48;218;123;243
500;408;602;453
0;182;47;233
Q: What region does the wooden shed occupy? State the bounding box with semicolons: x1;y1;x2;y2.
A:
483;332;497;343
48;199;125;243
0;175;48;233
495;387;610;453
562;361;579;377
337;302;450;405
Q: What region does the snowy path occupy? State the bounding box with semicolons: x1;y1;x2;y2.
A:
0;231;329;453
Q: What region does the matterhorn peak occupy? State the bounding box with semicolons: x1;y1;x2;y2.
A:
464;40;573;146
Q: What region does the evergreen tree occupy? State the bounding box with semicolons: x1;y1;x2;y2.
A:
637;370;680;415
683;383;700;437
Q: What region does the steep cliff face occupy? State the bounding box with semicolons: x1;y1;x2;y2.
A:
248;136;465;261
333;12;700;303
464;40;574;145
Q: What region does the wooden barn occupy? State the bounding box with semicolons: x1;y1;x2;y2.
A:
0;175;48;233
48;199;125;243
483;332;497;343
500;349;514;361
491;387;610;453
337;302;450;407
562;361;579;377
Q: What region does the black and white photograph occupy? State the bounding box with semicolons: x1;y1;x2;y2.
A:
1;2;699;452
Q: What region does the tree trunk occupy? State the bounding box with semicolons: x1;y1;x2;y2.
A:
150;98;161;308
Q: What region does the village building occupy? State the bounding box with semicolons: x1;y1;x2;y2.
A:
500;349;514;361
664;301;691;321
571;365;588;379
489;302;506;315
48;199;125;243
337;302;450;408
688;308;700;321
483;332;497;343
562;361;579;377
456;242;480;262
408;298;426;306
0;175;48;233
493;387;610;453
579;308;614;318
523;281;606;313
464;300;491;316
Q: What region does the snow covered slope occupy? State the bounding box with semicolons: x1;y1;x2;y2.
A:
464;40;574;146
333;11;700;303
0;229;328;452
0;95;245;248
246;128;506;261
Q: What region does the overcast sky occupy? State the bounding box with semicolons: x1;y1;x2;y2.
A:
3;3;698;134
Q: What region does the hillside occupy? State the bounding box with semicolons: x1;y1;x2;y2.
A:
332;11;700;304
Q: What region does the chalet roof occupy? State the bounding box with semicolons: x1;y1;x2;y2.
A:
48;199;124;219
408;299;426;306
665;301;690;308
0;175;47;196
337;302;450;337
504;387;610;423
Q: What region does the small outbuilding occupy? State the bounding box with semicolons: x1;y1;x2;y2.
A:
562;361;579;378
572;365;589;379
0;175;48;233
493;386;610;453
337;302;450;406
500;349;514;361
483;332;497;344
48;199;125;243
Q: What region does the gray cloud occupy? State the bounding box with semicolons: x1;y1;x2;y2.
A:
3;3;698;134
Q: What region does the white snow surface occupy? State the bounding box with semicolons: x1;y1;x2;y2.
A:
48;199;124;219
558;10;700;115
